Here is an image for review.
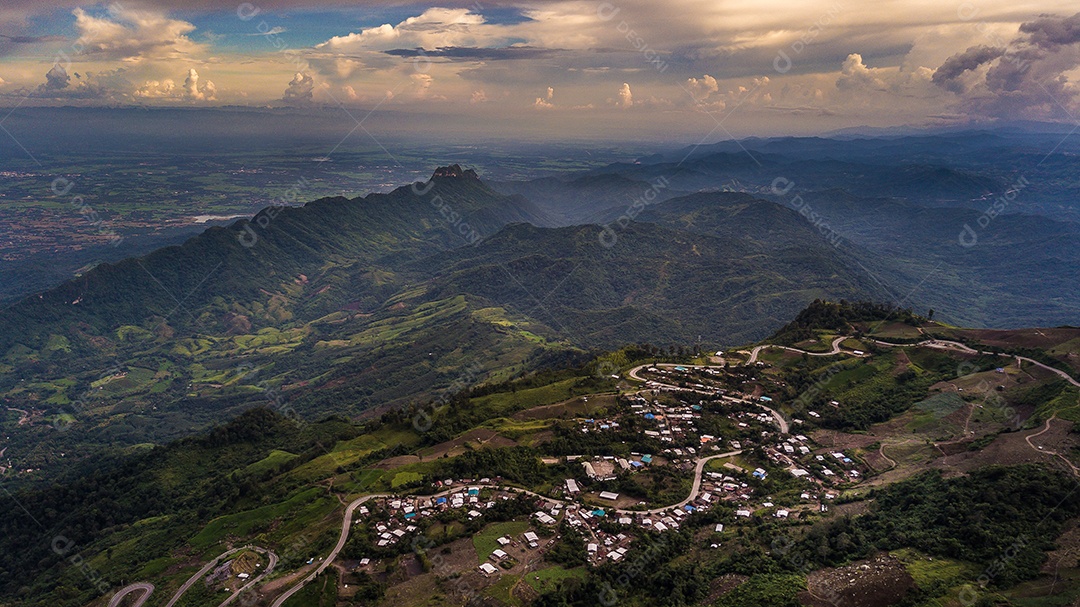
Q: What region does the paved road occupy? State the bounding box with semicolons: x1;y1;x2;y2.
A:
110;546;275;607
169;546;278;607
870;338;1080;388
626;363;789;433
421;451;745;518
746;336;850;364
221;548;279;607
165;546;247;607
108;583;154;607
610;450;743;516
270;494;390;607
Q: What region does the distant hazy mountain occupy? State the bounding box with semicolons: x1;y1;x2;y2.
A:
0;167;552;352
2;152;1076;465
491;172;688;225
0;167;883;460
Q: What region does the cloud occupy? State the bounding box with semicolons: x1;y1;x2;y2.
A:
43;64;70;91
316;8;495;53
22;65;131;101
686;74;719;99
183;68;215;100
410;72;439;99
471;89;487;103
617;82;633;107
132;68;214;101
134;78;176;98
836;53;887;91
282;72;314;104
931;45;1004;92
0;34;64;44
383;46;557;61
1018;12;1080;48
933;11;1080;120
72;5;204;61
411;73;433;90
534;86;554;109
244;26;287;36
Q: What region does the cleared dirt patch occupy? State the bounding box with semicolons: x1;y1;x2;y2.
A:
946;327;1080;375
1044;521;1080;574
511;394;617;421
951;327;1080;352
802;553;915;607
372;455;421;469
930;419;1077;477
810;430;879;451
861;447;892;473
417;429;519;460
705;574;749;604
381;537;485;607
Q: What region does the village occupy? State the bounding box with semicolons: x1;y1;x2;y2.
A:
337;360;869;577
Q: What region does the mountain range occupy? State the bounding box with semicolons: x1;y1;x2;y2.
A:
3;131;1079;468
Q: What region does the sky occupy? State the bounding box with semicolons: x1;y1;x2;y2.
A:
1;1;1080;139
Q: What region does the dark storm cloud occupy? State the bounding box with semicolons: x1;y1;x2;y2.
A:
43;64;70;91
0;34;65;43
1017;12;1080;48
384;46;557;61
282;72;314;104
932;45;1004;91
933;11;1080;119
1;65;132;101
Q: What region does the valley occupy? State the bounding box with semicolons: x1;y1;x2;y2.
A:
4;301;1080;607
3;2;1080;606
1;136;1078;607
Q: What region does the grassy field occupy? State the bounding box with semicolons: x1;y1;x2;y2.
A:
189;487;336;549
483;573;524;607
242;450;299;477
524;565;587;593
511;394;617;421
893;547;974;588
468;378;592;419
863;321;926;340
714;573;806;607
390;471;423;488
285;428;420;484
282;568;339;607
473;521;531;560
349;468;387;492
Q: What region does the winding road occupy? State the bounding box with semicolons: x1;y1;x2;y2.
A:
110;332;1080;605
1024;415;1080;477
222;549;279;606
109;546;276;607
107;583;153;607
870;338;1080;388
745;336;851;364
270;494;389;607
267;448;753;601
608;450;743;516
626;363;790;433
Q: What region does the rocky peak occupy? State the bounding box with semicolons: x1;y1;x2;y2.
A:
431;164;480;180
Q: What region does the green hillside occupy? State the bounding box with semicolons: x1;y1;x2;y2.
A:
0;172;883;475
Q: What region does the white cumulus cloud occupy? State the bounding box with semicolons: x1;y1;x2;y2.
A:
73;5;203;62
